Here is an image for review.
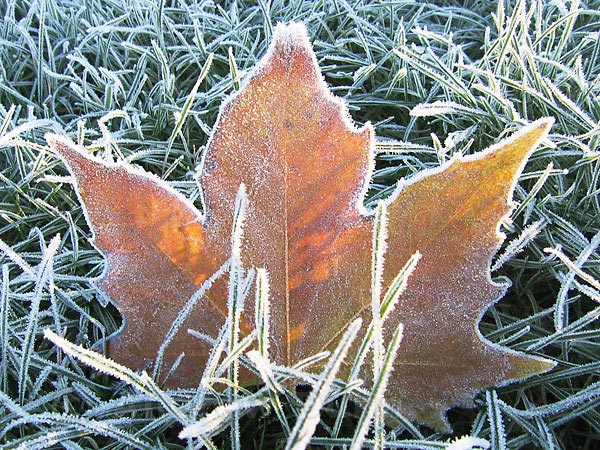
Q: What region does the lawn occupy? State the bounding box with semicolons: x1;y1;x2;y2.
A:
1;0;599;449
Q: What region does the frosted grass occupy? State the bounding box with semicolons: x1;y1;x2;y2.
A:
1;0;599;448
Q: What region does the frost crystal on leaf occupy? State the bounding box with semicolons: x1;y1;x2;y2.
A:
46;22;555;430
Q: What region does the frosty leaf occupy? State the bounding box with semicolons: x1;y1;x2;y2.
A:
46;22;555;430
45;134;229;382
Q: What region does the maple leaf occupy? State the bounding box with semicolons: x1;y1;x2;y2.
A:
46;23;555;430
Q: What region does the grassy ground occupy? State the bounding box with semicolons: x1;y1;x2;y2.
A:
1;0;599;448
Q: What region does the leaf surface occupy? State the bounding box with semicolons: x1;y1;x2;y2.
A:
46;23;554;429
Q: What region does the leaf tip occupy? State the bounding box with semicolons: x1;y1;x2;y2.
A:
45;132;72;147
527;116;554;143
45;132;69;153
272;21;311;49
45;133;89;168
506;353;556;381
419;406;453;433
471;117;554;172
505;117;554;156
532;116;555;131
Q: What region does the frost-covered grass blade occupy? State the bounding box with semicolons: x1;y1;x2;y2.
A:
1;1;600;449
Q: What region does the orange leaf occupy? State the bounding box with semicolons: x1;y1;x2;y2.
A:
46;23;555;430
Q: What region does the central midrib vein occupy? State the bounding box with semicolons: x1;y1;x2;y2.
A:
283;139;291;366
284;55;291;367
